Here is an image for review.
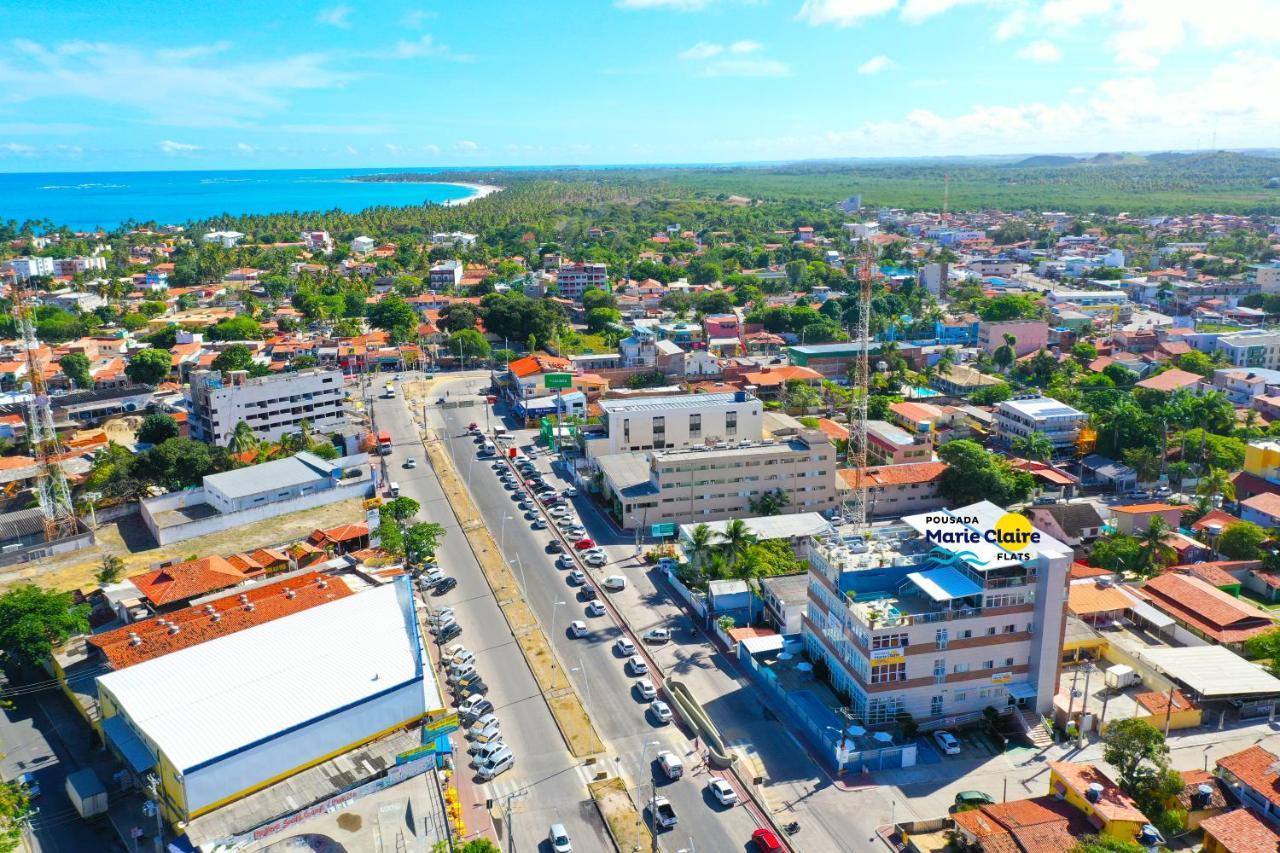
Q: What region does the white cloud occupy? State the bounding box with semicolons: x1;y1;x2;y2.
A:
703;58;791;77
236;142;255;152
454;139;479;151
388;35;468;61
345;144;358;154
993;10;1026;40
316;4;351;28
899;0;986;23
680;41;723;59
385;143;404;153
857;54;894;74
54;144;83;155
797;0;898;26
423;144;441;155
0;40;351;129
729;40;763;54
616;0;711;8
1015;39;1062;62
402;9;438;27
159;139;200;153
1;142;35;155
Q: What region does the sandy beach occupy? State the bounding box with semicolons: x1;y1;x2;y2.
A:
444;182;503;206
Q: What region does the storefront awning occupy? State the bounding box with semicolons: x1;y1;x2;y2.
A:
102;714;156;774
906;566;982;602
1006;682;1038;701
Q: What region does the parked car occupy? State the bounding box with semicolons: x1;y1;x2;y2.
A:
561;487;578;497
614;637;636;656
954;790;995;809
16;772;39;800
708;778;738;806
434;577;458;595
477;747;514;780
752;828;784;852
548;823;572;853
643;628;671;644
531;518;547;529
933;730;961;755
556;554;576;569
583;551;607;567
586;601;607;617
657;750;683;780
635;679;657;700
568;620;588;638
602;575;626;592
579;586;597;601
575;537;596;550
403;457;418;469
436;622;462;642
447;664;477;684
449;649;477;669
650;699;673;723
429;607;455;626
547;540;564;553
459;696;494;719
470;739;507;762
466;713;499;739
444;643;469;660
627;655;648;676
525;510;540;520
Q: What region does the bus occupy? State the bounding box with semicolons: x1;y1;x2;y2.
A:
377;431;393;455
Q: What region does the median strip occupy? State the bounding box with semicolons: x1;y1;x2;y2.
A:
422;437;605;758
589;777;653;853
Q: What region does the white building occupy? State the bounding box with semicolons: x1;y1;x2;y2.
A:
555;262;608;301
300;230;334;254
1215;331;1280;371
96;578;439;824
428;260;464;289
350;236;376;255
588;390;763;457
802;500;1071;728
2;256;54;281
1248;262;1280;294
201;231;245;248
431;231;477;248
843;222;880;241
52;256;107;276
188;368;345;446
994;395;1087;455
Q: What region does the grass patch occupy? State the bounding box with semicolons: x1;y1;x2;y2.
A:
589;777;652;853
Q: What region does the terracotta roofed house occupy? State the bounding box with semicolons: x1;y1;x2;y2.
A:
1216;744;1280;825
128;555;260;610
1047;761;1151;843
1140;573;1276;648
838;461;948;516
1199;808;1280;853
1135;368;1204;394
951;795;1097;853
1241;492;1280;528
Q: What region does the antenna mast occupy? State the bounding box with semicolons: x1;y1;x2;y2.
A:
847;241;878;530
14;283;78;541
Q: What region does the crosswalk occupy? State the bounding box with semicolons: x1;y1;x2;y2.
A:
481;761;600;808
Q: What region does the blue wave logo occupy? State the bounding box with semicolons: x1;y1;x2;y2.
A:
951;550;996;567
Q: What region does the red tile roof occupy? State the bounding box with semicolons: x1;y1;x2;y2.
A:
1141;573;1275;644
741;365;823;386
1191;509;1246;533
1242;492;1280;521
1135;368;1203;393
952;795;1097;853
90;572;350;669
1134;687;1198;717
1199;808;1280;852
1070;562;1115;580
1167;560;1255;589
1218;746;1280;811
888;401;945;423
839;461;948;488
1048;761;1148;824
815;418;850;440
128;555;260;606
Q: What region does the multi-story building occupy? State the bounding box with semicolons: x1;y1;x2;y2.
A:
52;256;107;276
555;262;608;301
201;230;244;248
596;429;839;529
188;368;345;446
588;391;763;457
300;230;334;253
802;500;1071;727
994;396;1087;456
978;320;1049;358
1215;331;1280;371
2;256;54;281
351;236;376;254
866;420;934;466
1247;262;1280;294
428;260;464;289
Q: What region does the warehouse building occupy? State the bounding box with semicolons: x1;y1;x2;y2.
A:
95;577;438;825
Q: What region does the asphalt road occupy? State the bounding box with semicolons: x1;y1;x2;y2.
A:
369;387;612;853
426;377;764;852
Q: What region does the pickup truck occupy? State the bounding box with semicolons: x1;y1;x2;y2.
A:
652;796;678;829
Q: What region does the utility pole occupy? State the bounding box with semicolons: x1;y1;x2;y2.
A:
143;774;165;853
1079;664;1094;745
1163;684;1176;737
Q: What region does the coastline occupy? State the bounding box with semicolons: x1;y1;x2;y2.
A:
442;181;502;206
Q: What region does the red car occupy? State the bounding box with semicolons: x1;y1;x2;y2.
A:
574;537;596;550
751;828;783;852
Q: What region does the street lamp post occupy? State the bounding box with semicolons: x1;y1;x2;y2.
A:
550;599;565;643
640;740;660;853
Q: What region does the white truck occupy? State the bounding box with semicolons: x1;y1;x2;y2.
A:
65;769;108;819
652;796;678;829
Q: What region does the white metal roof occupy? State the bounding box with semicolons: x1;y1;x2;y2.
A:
1139;646;1280;698
677;513;833;543
97;580;435;772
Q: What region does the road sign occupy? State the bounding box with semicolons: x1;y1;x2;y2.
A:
651;523;676;538
544;372;573;389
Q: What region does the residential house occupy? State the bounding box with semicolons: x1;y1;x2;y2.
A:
993;396;1087;457
1135;368;1203;395
838;462;948;517
1217;745;1280;828
865;420;934;466
1047;761;1152;844
128;556;263;612
740;365;823;403
1027;502;1106;547
1110;503;1188;535
1199;808;1280;853
1140;573;1275;650
978;320;1050;358
1171;769;1231;832
1241;493;1280;529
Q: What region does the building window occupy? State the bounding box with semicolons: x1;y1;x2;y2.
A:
983;660;994;670
870;662;906;684
872;633;908;650
936;629;948;649
690;413;701;439
930;695;943;716
1003;624;1016;634
726;411;738;437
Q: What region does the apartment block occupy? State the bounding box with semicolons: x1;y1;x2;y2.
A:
802;500;1071;727
3;256;54;281
52;256;107;276
589;391;763;457
428;260;464;289
1215;331;1280;371
596;429;839;529
994;396;1087;456
555;262;608;301
189;368;345;446
978;320;1049;358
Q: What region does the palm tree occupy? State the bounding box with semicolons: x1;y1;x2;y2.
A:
718;518;757;570
735;548;765;626
1196;467;1236;506
1134;516;1177;577
1014;431;1055;463
298;418;314;452
686;523;716;575
228;421;259;455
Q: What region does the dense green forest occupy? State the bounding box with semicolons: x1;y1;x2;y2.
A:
358;151;1280;215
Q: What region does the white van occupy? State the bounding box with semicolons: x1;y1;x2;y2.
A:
480;441;496;457
477;747;514;779
389;482;401;497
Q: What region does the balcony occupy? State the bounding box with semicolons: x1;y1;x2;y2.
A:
845;587;983;630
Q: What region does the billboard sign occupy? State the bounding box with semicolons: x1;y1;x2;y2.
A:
651;523;676;538
544;372;573;389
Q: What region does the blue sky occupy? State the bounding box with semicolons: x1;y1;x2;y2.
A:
1;0;1277;171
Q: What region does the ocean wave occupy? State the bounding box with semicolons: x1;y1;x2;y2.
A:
198;178;257;184
41;183;126;190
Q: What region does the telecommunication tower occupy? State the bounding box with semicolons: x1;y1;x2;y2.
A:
846;241;879;529
14;285;78;541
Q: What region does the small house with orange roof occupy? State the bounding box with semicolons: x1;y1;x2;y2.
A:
1047;761;1152;843
1216;744;1280;828
838;462;948;516
1110;502;1189;535
128;555;260;611
1199;808;1280;853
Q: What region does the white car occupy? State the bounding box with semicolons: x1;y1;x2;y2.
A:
583;551;607;567
561;487;578;497
429;607;455;625
531;518;547;529
635;679;657;700
548;823;571;853
466;713;499;739
444;643;469;660
614;637;636;656
567;525;587;539
707;778;739;807
448;648;476;668
657;750;683;780
650;699;673;724
556;516;579;529
404;457;418;469
627;655;648;676
586;601;607;617
567;570;586;586
568;620;588;638
643;628;671;644
548;505;571;518
602;575;626;592
933;730;961;755
556;554;576;570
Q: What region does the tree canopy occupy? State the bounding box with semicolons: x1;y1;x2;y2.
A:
0;585;89;667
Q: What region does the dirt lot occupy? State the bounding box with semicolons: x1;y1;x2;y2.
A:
0;497;368;594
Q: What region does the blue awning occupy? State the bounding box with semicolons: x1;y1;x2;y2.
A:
906;566;982;602
1006;682;1038;701
102;714;156;774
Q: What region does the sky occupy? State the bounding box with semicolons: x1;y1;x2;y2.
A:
1;0;1279;172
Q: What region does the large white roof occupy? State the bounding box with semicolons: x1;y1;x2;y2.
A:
98;580;434;772
1138;646;1280;698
